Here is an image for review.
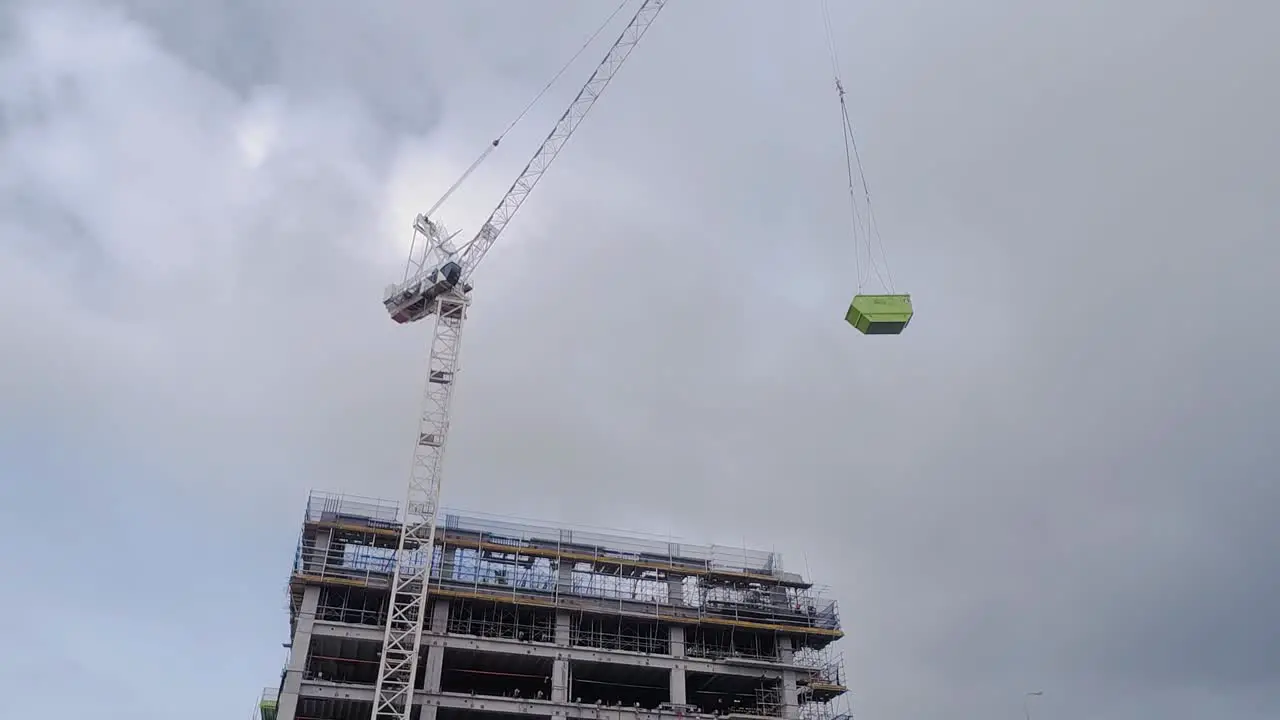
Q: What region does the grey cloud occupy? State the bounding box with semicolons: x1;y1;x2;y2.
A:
2;0;1278;719
111;0;443;137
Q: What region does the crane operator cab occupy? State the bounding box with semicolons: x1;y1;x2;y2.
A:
384;260;469;324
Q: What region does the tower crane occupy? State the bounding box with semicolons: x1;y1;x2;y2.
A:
370;2;669;719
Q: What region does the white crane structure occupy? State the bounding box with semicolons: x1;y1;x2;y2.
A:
370;3;670;719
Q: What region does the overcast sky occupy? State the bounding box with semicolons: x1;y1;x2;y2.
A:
2;0;1278;718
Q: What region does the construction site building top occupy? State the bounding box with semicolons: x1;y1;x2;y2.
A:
303;490;815;589
289;495;844;647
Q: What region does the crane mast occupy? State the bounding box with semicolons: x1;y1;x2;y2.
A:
370;4;669;720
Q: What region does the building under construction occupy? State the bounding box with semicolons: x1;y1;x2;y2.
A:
254;491;850;720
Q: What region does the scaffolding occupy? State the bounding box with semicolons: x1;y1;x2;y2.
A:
686;624;779;661
800;692;853;720
291;491;842;647
446;597;556;643
253;687;279;720
795;648;850;720
570;611;671;654
754;685;784;717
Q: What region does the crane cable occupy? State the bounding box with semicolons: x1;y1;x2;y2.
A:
423;0;633;221
821;0;895;294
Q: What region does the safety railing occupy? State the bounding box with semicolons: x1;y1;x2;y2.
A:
294;491;842;639
303;490;786;577
252;687;279;720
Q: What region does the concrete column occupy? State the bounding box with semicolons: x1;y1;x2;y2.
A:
669;667;687;705
430;598;450;634
422;599;451;694
667;574;684;606
555;610;572;646
552;658;570;702
422;598;448;720
277;585;320;720
556;560;574;597
669;625;686;658
441;547;459;582
777;635;794;663
781;671;800;720
422;650;445;694
668;624;688;706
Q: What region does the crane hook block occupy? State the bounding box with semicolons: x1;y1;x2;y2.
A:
845;294;913;335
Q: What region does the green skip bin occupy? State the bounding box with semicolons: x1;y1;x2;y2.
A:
845;294;913;335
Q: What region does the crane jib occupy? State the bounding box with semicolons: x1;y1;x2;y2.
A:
385;0;667;327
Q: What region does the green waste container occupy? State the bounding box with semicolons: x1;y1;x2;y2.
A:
845;294;913;335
